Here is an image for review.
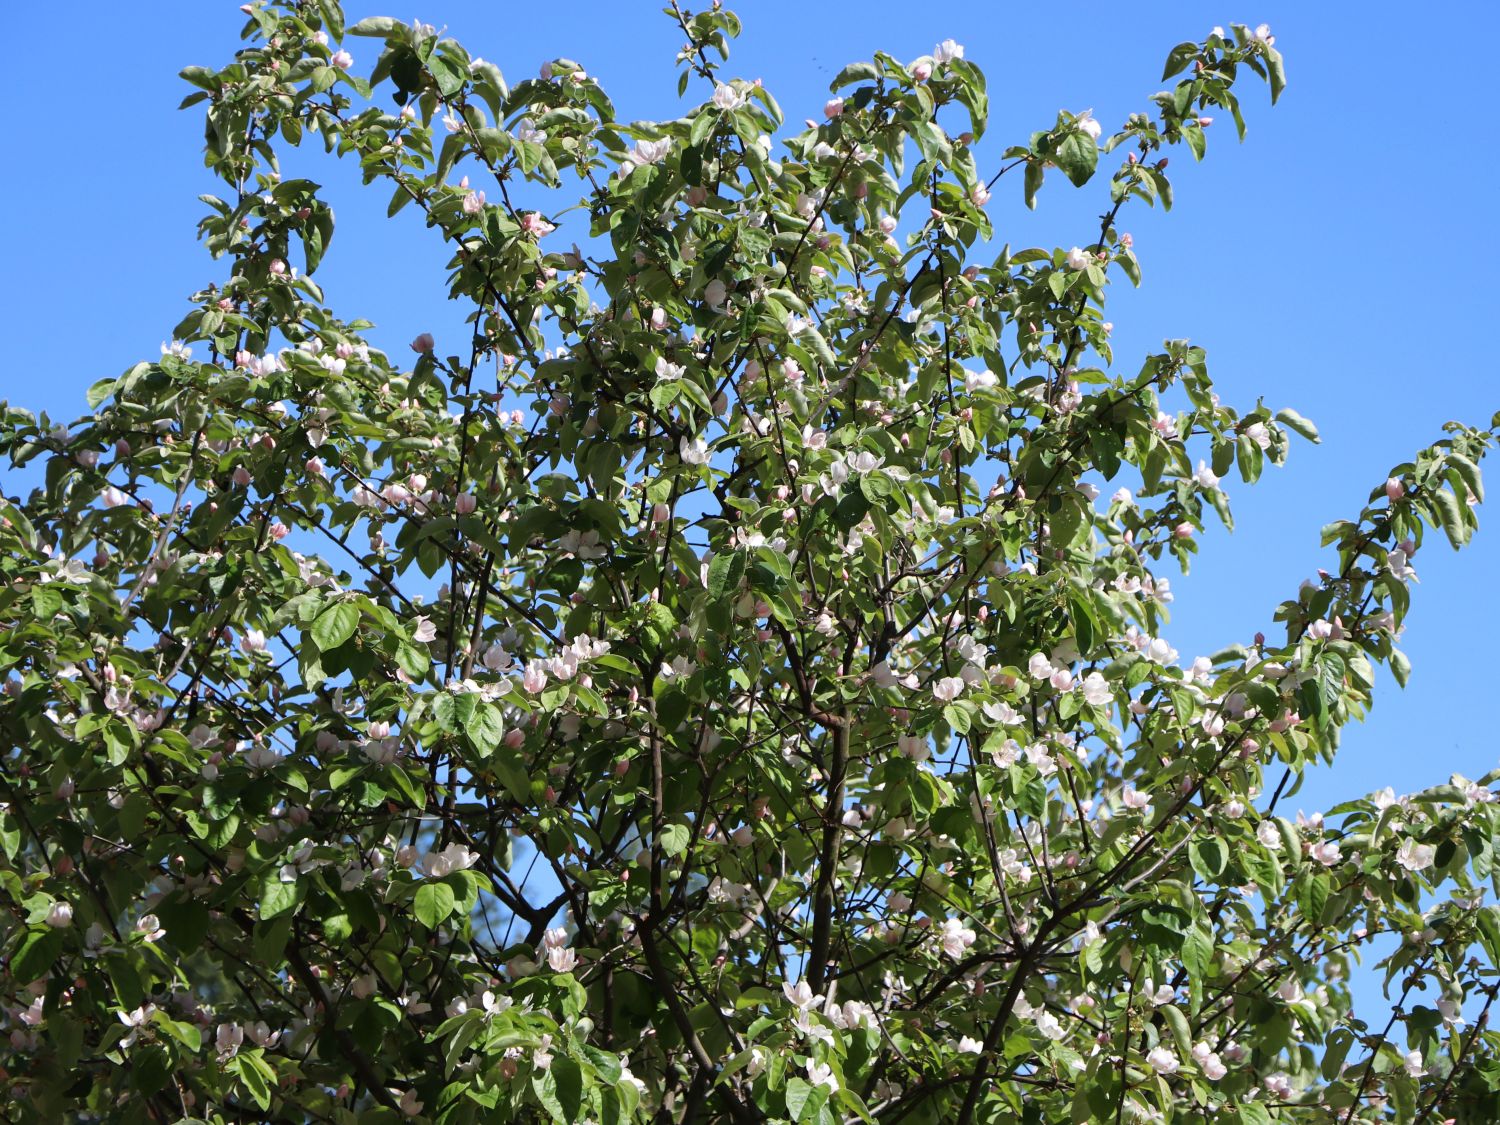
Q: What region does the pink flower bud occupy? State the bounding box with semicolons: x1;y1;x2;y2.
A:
455;492;477;515
1384;477;1405;501
824;97;844;118
410;333;435;354
232;466;252;487
330;50;353;70
1174;522;1194;538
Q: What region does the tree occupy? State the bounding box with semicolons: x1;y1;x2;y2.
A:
1;2;1497;1121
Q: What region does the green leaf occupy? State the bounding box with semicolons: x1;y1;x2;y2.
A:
1189;838;1226;881
231;1056;273;1110
427;52;469;98
943;704;971;735
396;642;430;680
1264;45;1287;104
1023;161;1043;209
707;550;745;601
467;702;505;756
1160;1002;1192;1055
1054;132;1098;187
316;0;344;40
1390;648;1412;688
1182;923;1213;982
830;62;881;91
259;875;302;920
311;601;359;650
436;132;467;187
660;823;691;857
1448;452;1485;503
551;1055;583;1121
348;16;401;36
1274;408;1319;443
1162;42;1200;81
1431;486;1469;549
86;378;118;408
1322;1028;1356;1081
11;928;63;982
859;472;894;502
786;1077;829;1123
414;881;456;929
1296;870;1330;924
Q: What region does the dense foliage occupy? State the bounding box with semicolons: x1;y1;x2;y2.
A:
3;2;1499;1122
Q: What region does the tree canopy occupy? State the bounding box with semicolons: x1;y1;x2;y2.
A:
2;3;1499;1123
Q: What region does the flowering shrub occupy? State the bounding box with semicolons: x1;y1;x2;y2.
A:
2;3;1498;1122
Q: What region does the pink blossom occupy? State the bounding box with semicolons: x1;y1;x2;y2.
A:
824;97;844;118
1396;839;1435;872
783;979;817;1010
937;916;976;958
522;662;548;694
1309;841;1342;866
1192;1042;1227;1080
933;39;964;65
520;212;556;238
1387;547;1417;583
932;676;965;702
330;50;353;70
1264;1073;1293;1099
1081;672;1111;706
1147;1046;1179;1074
410;333;435;354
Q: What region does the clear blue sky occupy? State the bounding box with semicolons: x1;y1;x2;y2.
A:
2;0;1494;826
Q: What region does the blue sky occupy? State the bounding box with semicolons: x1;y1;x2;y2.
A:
2;0;1494;825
